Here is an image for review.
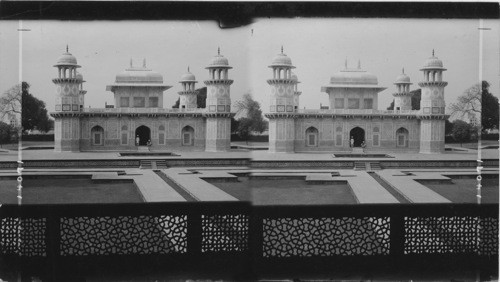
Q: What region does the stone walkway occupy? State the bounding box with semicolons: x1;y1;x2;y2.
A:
376;168;498;203
251;170;398;203
1;146;497;162
376;170;451;203
160;168;237;201
1;165;496;204
127;169;186;202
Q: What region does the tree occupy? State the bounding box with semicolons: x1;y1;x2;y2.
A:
387;89;421;110
235;93;267;134
1;82;52;133
0;83;22;122
449;81;499;133
0;121;11;148
172;87;207;108
20;82;52;133
230;117;239;134
481;82;499;132
444;119;453;135
236;118;252;142
37;118;54;133
451;120;472;147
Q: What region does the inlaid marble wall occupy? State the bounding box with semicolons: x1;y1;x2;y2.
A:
205;117;231;152
420;86;446;115
419;119;445;153
268;118;295;152
287;117;422;152
206;85;231;113
77;116;207;151
269;83;295;113
54;117;80;151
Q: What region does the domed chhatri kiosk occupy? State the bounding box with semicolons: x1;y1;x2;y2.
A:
265;49;448;154
50;47;234;152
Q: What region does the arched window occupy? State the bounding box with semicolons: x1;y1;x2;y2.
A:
335;126;343;146
181;126;194;146
121;125;128;145
396;127;409;147
91;126;104;146
158;125;165;145
306;127;318;147
372;126;380;147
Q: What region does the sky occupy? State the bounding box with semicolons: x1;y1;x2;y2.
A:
0;19;498;119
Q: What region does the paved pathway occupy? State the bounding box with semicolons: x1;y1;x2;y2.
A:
1;166;496;204
376;170;450;203
160;168;237;201
0;168;186;203
127;169;186;202
252;170;398;204
1;146;497;162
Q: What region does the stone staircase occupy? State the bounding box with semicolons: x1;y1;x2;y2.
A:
354;162;366;170
155;160;168;169
352;147;364;154
140;160;153;169
137;146;150;152
354;161;382;171
140;160;167;170
370;162;382;170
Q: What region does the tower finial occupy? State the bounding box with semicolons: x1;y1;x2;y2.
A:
357;59;361;69
218;47;220;55
345;58;347;69
66;45;69;53
143;58;146;68
281;46;283;54
188;66;190;72
432;49;435;56
130;58;132;68
402;67;405;74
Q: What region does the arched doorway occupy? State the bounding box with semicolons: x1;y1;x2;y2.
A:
91;126;104;146
135;125;151;146
181;126;194;146
305;127;319;147
349;127;365;147
396;127;409;147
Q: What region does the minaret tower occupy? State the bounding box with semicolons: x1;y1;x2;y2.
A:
418;50;448;153
51;46;82;151
265;47;297;153
291;72;301;112
178;67;198;109
76;72;86;111
204;48;234;151
393;68;413;111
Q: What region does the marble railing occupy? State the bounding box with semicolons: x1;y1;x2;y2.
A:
294;109;420;115
81;108;207;114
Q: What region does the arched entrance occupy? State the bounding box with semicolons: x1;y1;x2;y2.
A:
349;127;365;147
91;126;104;146
181;126;194;146
396;127;409;147
305;127;319;147
135;125;151;146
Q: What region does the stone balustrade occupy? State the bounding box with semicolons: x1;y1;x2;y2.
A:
294;109;420;115
81;108;207;114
